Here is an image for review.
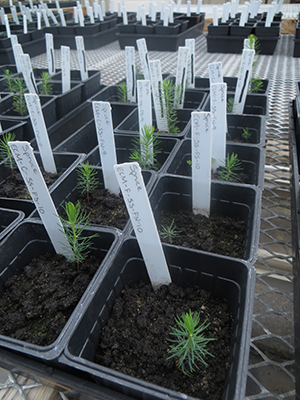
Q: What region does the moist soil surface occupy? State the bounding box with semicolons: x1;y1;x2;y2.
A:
76;189;128;230
0;253;100;346
95;281;233;400
159;210;246;258
0;170;63;199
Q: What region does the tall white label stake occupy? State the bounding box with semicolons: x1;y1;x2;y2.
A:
185;38;195;89
137;80;153;164
8;141;72;258
74;6;78;23
61;45;71;93
174;46;189;109
11;6;20;24
10;34;18;48
20;53;37;94
208;61;223;85
12;43;23;73
37;11;42;29
4;15;11;38
137;38;150;81
23;15;28;34
210;82;227;171
42;9;50;26
213;5;218;25
24;93;57;174
149;60;168;132
122;6;128;24
75;36;89;81
45;33;55;76
48;8;58;24
92;101;119;195
191;111;212;217
58;8;66;26
125;46;136;103
114;162;172;289
196;0;201;14
231;0;236;18
234;49;255;114
187;0;191;16
78;5;85;26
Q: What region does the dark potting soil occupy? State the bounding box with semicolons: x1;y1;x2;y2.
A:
77;189;128;230
159;210;246;258
0;253;100;346
95;281;233;400
0;170;63;199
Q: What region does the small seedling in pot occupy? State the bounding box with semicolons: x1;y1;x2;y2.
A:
38;71;53;95
159;219;181;244
117;81;128;103
168;310;215;375
3;69;14;93
249;77;263;93
12;78;28;116
226;97;235;113
162;79;180;134
247;34;263;93
129;125;161;170
217;153;243;182
77;162;99;204
58;201;98;270
241;128;252;142
0;132;17;176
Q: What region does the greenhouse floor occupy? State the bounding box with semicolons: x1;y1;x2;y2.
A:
0;27;299;400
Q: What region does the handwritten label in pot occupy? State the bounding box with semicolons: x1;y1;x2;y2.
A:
149;59;168;132
137;38;150;81
234;49;255;114
61;45;71;93
185;39;195;89
25;93;56;174
92;101;119;195
125;46;136;103
20;53;37;94
114;162;171;289
12;43;23;74
191;111;212;217
8;141;71;258
174;46;189;109
209;61;223;85
75;36;88;81
58;8;66;26
45;33;55;76
4;15;11;38
210;82;227;171
137;80;153;164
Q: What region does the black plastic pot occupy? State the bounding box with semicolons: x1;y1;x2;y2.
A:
0;119;27;140
186;113;266;147
148;175;261;263
207;21;231;36
75;22;101;35
0;207;24;241
230;22;255;36
0;219;118;362
254;21;281;37
174;18;189;32
88;84;137;105
117;21;137;33
0;94;57;141
203;93;268;116
48;166;155;234
154;22;181;35
135;21;157;34
114;107;192;138
60;237;255;400
164;139;265;188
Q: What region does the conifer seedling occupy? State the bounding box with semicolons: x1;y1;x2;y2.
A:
129;125;161;170
218;153;243;182
77;162;99;204
0;132;17;175
39;71;53;95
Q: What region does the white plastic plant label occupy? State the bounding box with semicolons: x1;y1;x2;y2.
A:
148;60;168;132
125;46;136;103
0;8;5;25
174;46;189;109
185;39;195;89
49;8;58;24
101;0;105;16
42;9;50;26
45;33;55;76
20;53;37;94
37;11;42;29
208;61;223;85
24;93;56;174
11;6;19;24
75;36;88;81
137;38;150;81
196;0;201;14
8;141;72;258
55;0;60;8
177;0;181;12
29;0;34;9
191;111;212;217
122;6;128;24
4;15;11;38
239;5;247;26
221;2;227;23
58;8;66;26
163;7;169;26
61;45;70;93
230;0;236;18
73;6;78;23
88;6;95;23
210;82;227;171
265;4;275;27
117;2;121;16
10;34;18;48
78;6;85;26
114;162;172;289
187;0;191;16
92;101;119;195
110;0;114;13
213;6;218;26
141;6;146;25
151;3;156;21
23;15;27;34
12;43;23;73
97;4;104;21
276;0;284;14
234;49;255;114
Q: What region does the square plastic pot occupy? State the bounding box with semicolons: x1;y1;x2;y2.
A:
0;119;27;141
0;94;57;141
114;107;192;138
154;22;181;35
135;21;157;34
0;219;119;363
164;139;265;188
186;113;266;147
207;21;231;36
254;21;281;37
0;207;24;241
117;21;137;33
148;175;261;263
49;166;155;234
88;84;137;106
230;22;255;36
203;92;268;116
60;237;255;400
0;152;84;217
